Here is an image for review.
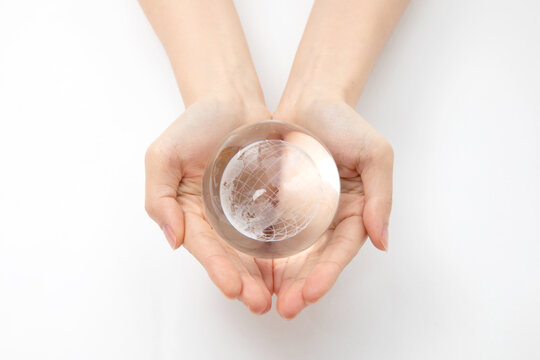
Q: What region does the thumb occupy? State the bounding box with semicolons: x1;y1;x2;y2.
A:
358;140;394;252
144;142;185;249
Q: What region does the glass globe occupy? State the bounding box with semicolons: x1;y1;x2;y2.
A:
202;120;340;258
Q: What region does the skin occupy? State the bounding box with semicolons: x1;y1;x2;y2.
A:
140;0;409;319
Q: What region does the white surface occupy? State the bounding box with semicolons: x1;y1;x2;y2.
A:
1;0;539;359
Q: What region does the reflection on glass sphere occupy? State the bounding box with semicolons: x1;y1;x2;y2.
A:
220;139;322;242
202;120;340;258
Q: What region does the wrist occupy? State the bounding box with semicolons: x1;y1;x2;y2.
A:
174;53;268;118
274;83;348;124
196;85;271;124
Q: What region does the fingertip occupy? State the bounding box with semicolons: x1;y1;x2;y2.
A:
277;283;306;320
222;275;243;300
276;302;299;320
166;203;185;249
368;232;388;252
303;279;324;306
256;282;273;315
279;311;298;321
303;264;339;305
363;202;389;252
162;224;179;250
223;280;243;300
380;225;389;252
207;259;242;300
148;197;185;249
246;293;268;315
219;285;242;300
249;301;268;315
261;295;273;314
237;276;271;315
366;226;388;252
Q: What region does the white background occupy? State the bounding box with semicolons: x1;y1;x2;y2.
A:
1;0;539;359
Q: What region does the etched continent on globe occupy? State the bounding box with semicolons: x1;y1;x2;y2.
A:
220;139;323;242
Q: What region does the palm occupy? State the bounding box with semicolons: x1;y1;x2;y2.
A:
179;176;274;315
272;100;393;319
147;99;392;318
145;99;274;314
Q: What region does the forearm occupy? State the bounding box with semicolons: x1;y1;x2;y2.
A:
138;0;265;108
278;0;409;110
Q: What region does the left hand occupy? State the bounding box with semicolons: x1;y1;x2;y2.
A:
144;95;274;314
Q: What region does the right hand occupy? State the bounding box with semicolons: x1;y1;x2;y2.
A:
271;98;394;319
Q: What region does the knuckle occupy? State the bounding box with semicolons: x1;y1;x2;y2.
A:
144;199;156;217
380;138;394;158
144;142;157;166
372;137;394;164
144;141;163;165
145;139;181;171
145;136;176;164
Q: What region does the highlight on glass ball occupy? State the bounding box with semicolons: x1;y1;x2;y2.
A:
202;120;340;258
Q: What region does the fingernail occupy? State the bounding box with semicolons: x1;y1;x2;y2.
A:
305;299;317;305
282;313;296;321
253;307;266;315
162;224;176;249
238;298;262;315
381;225;389;252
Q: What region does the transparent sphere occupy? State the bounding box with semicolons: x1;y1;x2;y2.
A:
202;120;340;258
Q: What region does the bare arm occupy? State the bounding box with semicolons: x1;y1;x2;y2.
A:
273;0;409;320
138;0;266;109
278;0;409;111
140;0;273;314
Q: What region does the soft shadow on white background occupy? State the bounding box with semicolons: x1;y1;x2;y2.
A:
0;1;539;359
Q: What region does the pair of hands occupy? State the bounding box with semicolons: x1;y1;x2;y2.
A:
144;95;393;319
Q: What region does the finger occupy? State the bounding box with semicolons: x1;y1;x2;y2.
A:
275;249;318;320
144;141;185;249
237;272;272;314
183;213;242;300
236;252;273;314
184;213;271;314
254;258;274;295
302;215;367;305
273;252;304;296
277;280;306;320
358;138;394;251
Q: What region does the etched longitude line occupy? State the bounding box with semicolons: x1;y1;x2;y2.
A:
232;158;258;202
248;147;283;221
235;144;277;214
244;143;282;238
250;144;282;194
263;146;312;239
224;140;321;241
